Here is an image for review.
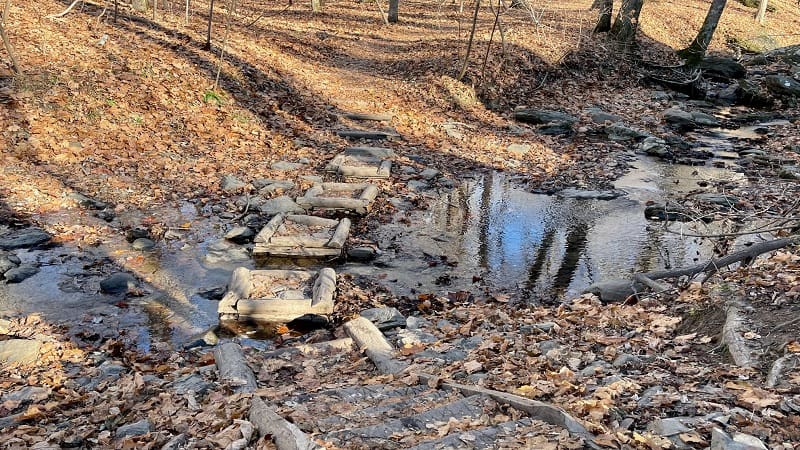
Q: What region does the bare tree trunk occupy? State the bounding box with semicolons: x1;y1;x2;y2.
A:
185;0;189;25
114;0;118;22
610;0;643;45
311;0;322;13
205;0;214;50
679;0;727;64
152;0;157;19
388;0;398;23
457;0;480;81
593;0;612;33
0;0;20;73
755;0;767;24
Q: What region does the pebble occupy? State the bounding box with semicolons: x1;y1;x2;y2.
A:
4;264;40;283
0;228;51;250
100;273;137;295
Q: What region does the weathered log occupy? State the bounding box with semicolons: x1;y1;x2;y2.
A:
337;130;400;140
214;342;258;393
344;317;408;374
258;338;353;360
250;396;316;450
342;113;393;122
715;284;757;368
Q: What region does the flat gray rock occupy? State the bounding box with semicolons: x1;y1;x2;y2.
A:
397;329;438;346
419;168;440;180
116;419;151;439
1;386;50;403
131;238;156;251
0;228;51;250
271;161;304;171
220;175;246;193
360;307;406;330
169;373;213;396
258;196;304;215
513;108;577;126
4;264;40;283
224;226;255;244
100;273;137;294
586;107;622;124
605;122;651;141
203;240;250;265
0;339;41;364
765;75;800;97
558;189;623;201
710;427;767;450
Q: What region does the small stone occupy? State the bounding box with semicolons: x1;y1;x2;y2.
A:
639;136;670;157
360;307;406;330
203;240;250;266
162;434;188;450
220;175;246;193
586;107;622;124
419;168;440;180
197;286;226;300
537;339;561;354
397;329;437;345
0;339;42;364
613;354;643;369
664;108;696;129
300;175;324;183
406;316;430;330
400;166;417;175
648;417;692;437
691;111;720;127
132;238;156;251
4;264;40;283
169;373;213;396
638;385;664;407
650;91;672;101
347;246;378;261
407;180;429;192
126;227;150;242
100;273;137;295
533;322;558;332
116;419;151;439
696;193;738;206
579;361;609;377
605;122;650;141
710;427;768;450
224;226;255;244
258;196;304;215
0;228;51;250
1;386;50;403
765;75;800;97
235;195;265;210
558;189;622;201
507;144;531;156
183;328;219;350
271;161;304;171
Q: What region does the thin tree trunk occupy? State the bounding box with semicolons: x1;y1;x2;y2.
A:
678;0;727;64
388;0;398;23
185;0;189;25
0;0;20;73
312;0;322;13
114;0;118;22
755;0;767;24
457;0;481;81
610;0;643;44
205;0;214;50
594;0;612;33
152;0;156;19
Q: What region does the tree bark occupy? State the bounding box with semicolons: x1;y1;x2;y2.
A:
594;0;613;33
205;0;214;50
678;0;727;64
610;0;643;44
0;0;20;74
311;0;322;13
457;0;481;81
755;0;767;24
388;0;398;23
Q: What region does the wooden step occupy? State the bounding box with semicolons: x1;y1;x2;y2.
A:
407;418;535;450
337;129;401;140
342;112;393;122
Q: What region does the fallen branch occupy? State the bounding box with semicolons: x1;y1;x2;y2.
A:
47;0;84;18
214;342;258;393
250;396;316;450
715;284;757;368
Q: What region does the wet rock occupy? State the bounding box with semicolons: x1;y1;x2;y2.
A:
736;80;773;107
664;108;695;128
258;196;304;215
126;227;150;242
220;175;246;193
691;111;720;127
0;228;51;250
644;203;694;222
397;329;437;346
419;168;440;180
100;273;137;295
132;238;156;251
699;57;746;80
514;108;577;135
0;251;20;275
0;339;41;364
558;189;623;201
183;328;219;350
347;246;378;261
360;307;406;330
271;161;304;171
1;386;50;403
765;75;800;97
4;264;40;283
203;240;250;265
169;373;213;396
710;427;768;450
507;144;531;156
639;136;671;157
198;286;226;300
116;419;151;439
224;226;255;244
583;280;638;303
696;193;738;206
605;122;650;141
586;107;622;124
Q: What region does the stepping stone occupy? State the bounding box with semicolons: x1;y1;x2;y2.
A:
337;130;401;140
296;182;379;215
218;267;336;322
253;214;350;257
342;112;393;122
325;147;393;179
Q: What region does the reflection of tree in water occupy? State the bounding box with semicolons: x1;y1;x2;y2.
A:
552;222;589;294
476;171;493;269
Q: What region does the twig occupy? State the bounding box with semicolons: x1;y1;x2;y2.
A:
373;0;389;25
47;0;84;18
213;0;236;91
457;0;481;81
771;315;800;335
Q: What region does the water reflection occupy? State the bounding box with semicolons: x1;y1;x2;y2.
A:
435;159;734;301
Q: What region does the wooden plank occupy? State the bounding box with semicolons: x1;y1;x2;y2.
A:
312;268;336;308
360;184;379;202
254;213;284;244
344;147;395;158
252;246;342;257
327;218;351;249
218;291;241;315
414;374;600;449
344;317;408;375
324;154;346;172
268;235;331;248
342;112;393;122
337;130;401;140
250;396;317;450
214;343;258;393
228;267;252;298
285;214;339;227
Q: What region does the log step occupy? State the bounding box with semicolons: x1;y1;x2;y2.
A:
342;112;393;122
337;129;401;140
407;418;534;450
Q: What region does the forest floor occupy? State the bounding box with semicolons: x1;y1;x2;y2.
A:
1;0;800;448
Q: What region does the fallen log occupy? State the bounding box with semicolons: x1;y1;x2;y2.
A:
250;396;317;450
344;317;408;374
214;342;258;393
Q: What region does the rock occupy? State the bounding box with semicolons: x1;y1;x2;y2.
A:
197;286;226;300
407;180;429;192
579;361;609;377
0;252;20;276
779;166;800;179
696;193;738;206
514;108;577;135
0;318;9;334
507;144;531;156
586;107;622;124
397;329;438;345
400;165;417;174
650;91;673;101
532;322;558;332
583;280;638;303
739;35;779;53
203;240;250;265
613;353;643;369
537;339;561;354
116;419;151;439
0;339;41;364
161;434;188;450
1;386;50;403
68;192;108;209
538;122;574;135
258;180;295;195
220;175;246;193
271;161;304;171
131;238;156;251
235;195;265;210
648;417;692;436
4;264;39;283
419;168;440;180
699;57;747;80
347;246;378;261
224;226;255;244
443;122;465;139
0;228;51;250
558;189;623;201
169;373;213;396
406;316;430;330
360;307;406;330
183;328;219;349
664;108;696;128
258;196;304;215
691;111;720;127
300;175;323;183
711;427;768;450
605;122;650;141
639;137;671;157
638;385;664;407
736;80;773;107
644;203;693;222
415;349;467;362
126;227;150;242
100;273;137;295
765;75;800;97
